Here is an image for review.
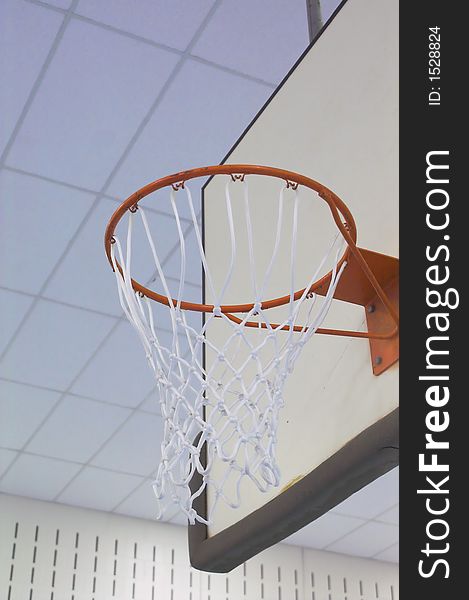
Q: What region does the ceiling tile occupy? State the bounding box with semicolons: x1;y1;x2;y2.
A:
285;512;365;549
71;321;157;407
140;293;203;334
168;510;188;526
57;465;143;511
0;170;94;294
43;198;126;316
326;521;399;558
26;395;131;462
159;282;203;305
375;504;399;525
0;289;34;355
192;0;309;83
0;300;116;390
7;18;179;190
107;60;271;204
321;0;343;23
161;226;203;286
374;543;399;563
0;448;18;477
45;0;73;8
43;198;181;316
129;182;205;225
138;389;161;415
0;454;81;500
114;479;159;520
0;380;59;449
0;0;62;155
76;0;216;51
90;411;164;476
333;468;399;519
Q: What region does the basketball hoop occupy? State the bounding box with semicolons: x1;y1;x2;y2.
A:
104;164;399;524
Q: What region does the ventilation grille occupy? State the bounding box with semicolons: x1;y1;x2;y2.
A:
0;494;398;600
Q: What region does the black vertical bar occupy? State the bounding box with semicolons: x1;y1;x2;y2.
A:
400;1;463;595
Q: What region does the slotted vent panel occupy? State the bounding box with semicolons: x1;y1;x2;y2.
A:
0;494;398;599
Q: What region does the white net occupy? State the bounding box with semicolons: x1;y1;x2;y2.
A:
110;175;346;524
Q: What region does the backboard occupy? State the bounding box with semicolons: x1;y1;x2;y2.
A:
189;0;398;572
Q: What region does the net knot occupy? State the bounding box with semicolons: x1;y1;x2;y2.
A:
212;306;222;317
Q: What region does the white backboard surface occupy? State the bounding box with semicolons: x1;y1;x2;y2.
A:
203;0;398;537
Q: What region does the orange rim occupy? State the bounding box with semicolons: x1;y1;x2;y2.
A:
104;164;358;314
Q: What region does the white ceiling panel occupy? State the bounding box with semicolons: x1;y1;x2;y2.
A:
285;512;365;549
0;379;59;449
57;465;143;511
376;504;399;525
71;321;156;407
0;289;34;355
114;478;159;520
374;543;399;563
0;448;18;477
0;170;94;294
168;510;188;526
45;0;73;9
161;226;203;287
142;294;203;335
107;60;272;203
43;198;181;316
112;181;204;227
0;454;81;500
326;521;399;558
113;206;186;290
25;394;131;462
333;468;399;519
0;299;116;390
320;0;343;23
76;0;216;51
138;389;161;415
0;0;62;155
42;198;126;316
90;411;163;476
6;18;179;190
192;0;309;83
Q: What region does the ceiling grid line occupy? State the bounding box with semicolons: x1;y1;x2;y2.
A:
1;281;201;322
0;0;79;166
371;541;398;559
0;449;153;480
47;338;194;504
1;165;197;224
0;285;137;321
21;0;278;88
0;197;117;364
322;517;397;554
0;0;223;363
0;375;160;415
0;219;194;483
109;476;153;514
0;225;193;489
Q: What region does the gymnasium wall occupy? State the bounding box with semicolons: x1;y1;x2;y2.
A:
0;493;398;600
